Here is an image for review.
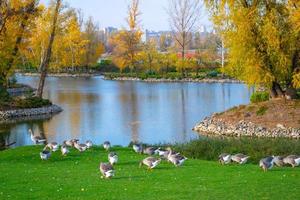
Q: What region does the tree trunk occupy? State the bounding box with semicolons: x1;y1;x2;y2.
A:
36;0;61;98
181;47;185;77
270;81;284;98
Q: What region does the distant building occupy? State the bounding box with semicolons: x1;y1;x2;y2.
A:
145;29;173;50
101;26;118;48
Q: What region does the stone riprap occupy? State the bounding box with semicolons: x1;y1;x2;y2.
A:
0;105;62;122
19;72;100;78
105;77;243;83
193;116;300;139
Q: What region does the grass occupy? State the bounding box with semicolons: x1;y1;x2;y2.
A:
173;137;300;163
0;96;52;111
0;146;299;200
256;106;268;116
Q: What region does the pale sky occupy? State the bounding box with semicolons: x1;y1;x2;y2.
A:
40;0;212;31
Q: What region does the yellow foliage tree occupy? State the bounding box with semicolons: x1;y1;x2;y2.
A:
0;0;39;88
82;17;105;68
139;40;160;73
159;52;178;73
205;0;300;97
22;2;103;72
110;0;142;73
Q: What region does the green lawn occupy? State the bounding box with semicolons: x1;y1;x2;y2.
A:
0;146;299;200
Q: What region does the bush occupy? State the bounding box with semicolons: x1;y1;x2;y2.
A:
172;137;300;163
206;70;219;78
250;91;269;103
0;87;10;104
14;97;52;109
139;73;148;80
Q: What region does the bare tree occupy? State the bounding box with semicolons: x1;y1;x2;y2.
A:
168;0;202;76
36;0;62;98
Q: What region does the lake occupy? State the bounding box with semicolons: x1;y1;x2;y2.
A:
0;75;253;148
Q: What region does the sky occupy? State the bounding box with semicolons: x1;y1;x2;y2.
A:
40;0;212;31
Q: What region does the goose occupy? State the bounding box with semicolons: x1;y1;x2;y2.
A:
283;155;300;168
99;162;115;179
40;150;51;160
61;145;69;156
168;151;187;167
259;156;274;172
86;140;93;149
157;149;169;157
133;143;143;154
29;129;46;144
108;152;118;165
139;157;161;170
74;141;88;152
164;148;181;161
231;153;250;164
273;156;284;167
157;149;173;160
143;147;157;155
103;141;111;151
63;139;78;147
219;153;232;165
44;142;59;152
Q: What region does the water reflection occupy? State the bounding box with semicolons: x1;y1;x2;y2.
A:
0;75;253;148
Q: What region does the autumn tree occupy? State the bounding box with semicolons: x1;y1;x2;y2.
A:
110;0;142;73
82;17;105;68
139;40;160;73
168;0;202;76
61;12;89;70
0;0;39;99
159;51;178;73
22;3;96;72
205;0;300;98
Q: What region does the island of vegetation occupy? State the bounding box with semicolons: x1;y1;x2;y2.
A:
193;1;300;138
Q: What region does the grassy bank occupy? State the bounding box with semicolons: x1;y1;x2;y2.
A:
173;137;300;163
0;146;299;200
0;96;52;111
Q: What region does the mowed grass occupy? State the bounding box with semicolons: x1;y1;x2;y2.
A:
0;146;299;200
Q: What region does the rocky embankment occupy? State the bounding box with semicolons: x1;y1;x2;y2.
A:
0;105;62;122
193;115;300;139
105;76;243;83
19;72;100;78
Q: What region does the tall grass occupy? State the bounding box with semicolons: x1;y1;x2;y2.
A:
172;137;300;163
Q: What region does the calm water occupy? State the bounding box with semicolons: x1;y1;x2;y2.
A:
0;75;253;148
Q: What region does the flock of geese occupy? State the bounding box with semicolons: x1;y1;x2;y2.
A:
30;129;300;179
29;129;187;179
219;153;300;171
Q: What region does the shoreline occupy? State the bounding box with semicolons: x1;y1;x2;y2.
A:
17;72;243;83
104;76;243;83
193;115;300;139
17;72;101;78
0;104;63;123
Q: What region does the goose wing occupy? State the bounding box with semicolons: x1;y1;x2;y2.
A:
100;163;113;172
